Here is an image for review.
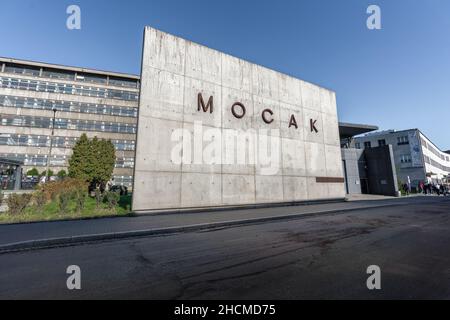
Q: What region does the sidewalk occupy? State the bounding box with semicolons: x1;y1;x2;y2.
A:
0;196;438;253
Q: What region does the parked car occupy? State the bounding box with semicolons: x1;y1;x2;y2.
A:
109;185;128;196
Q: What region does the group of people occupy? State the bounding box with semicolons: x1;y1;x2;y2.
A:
416;181;449;196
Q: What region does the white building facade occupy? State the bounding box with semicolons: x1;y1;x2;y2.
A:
353;129;450;186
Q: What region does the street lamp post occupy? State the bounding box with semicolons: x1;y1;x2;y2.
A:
45;107;57;183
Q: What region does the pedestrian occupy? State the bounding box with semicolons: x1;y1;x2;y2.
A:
419;181;425;194
403;183;409;196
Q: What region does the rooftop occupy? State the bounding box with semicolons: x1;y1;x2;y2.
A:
338;122;379;140
0;56;139;80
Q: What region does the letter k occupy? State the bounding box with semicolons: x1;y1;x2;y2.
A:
310;119;319;133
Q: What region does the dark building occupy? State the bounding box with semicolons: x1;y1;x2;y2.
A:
339;123;399;196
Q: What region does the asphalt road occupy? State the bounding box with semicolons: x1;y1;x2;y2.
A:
1;197;450;299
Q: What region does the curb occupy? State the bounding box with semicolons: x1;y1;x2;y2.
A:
0;202;408;254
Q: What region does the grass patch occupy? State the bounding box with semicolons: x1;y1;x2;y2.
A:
0;195;133;224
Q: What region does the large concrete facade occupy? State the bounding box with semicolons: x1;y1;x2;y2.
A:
132;27;345;211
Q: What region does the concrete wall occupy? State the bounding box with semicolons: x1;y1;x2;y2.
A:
132;27;345;211
341;148;366;194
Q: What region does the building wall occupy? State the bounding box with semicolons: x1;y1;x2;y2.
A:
132;27;345;211
0;58;139;188
364;145;399;196
341;148;366;194
419;132;450;181
353;129;426;186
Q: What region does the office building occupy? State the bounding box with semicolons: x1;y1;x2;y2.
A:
0;57;139;188
353;129;450;188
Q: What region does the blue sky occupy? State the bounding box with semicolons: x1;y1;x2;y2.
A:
1;0;449;149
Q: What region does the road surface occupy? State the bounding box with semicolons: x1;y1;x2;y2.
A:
1;197;449;299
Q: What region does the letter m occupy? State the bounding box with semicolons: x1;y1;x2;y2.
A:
198;93;213;113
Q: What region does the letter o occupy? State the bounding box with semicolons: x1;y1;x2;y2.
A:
262;108;274;124
231;102;246;119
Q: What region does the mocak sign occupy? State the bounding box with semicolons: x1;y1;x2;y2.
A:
198;93;319;133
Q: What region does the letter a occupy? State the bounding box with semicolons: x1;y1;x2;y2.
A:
366;5;381;30
366;265;381;290
66;5;81;30
289;114;298;129
66;265;81;290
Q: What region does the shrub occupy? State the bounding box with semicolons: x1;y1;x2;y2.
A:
0;189;3;206
73;189;87;212
57;170;67;179
40;170;54;178
39;178;88;202
26;168;40;176
6;193;33;215
95;189;103;209
58;192;72;213
105;191;120;209
33;191;47;211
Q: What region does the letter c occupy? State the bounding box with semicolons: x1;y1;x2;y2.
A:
262;109;274;124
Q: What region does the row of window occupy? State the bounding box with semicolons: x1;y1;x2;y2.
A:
356;136;407;149
115;158;135;168
400;154;412;164
112;175;133;188
0;154;66;166
0;153;135;169
424;155;450;172
0;77;139;101
421;137;449;162
0;95;138;118
1;114;137;134
355;139;386;149
3;63;139;88
0;134;135;151
397;136;409;145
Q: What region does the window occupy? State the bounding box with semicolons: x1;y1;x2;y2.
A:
400;154;412;163
397;136;409;145
115;157;135;168
109;76;138;88
42;68;75;81
113;175;133;188
378;139;386;147
421;138;428;149
4;63;40;77
364;141;372;148
76;72;107;85
355;142;361;149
